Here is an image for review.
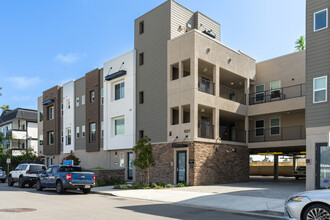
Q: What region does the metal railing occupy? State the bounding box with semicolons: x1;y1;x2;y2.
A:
220;85;246;105
249;83;306;105
248;125;306;143
219;126;246;143
198;123;214;139
198;78;215;95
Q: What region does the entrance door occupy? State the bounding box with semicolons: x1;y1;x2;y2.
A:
316;143;330;189
127;152;134;180
176;151;187;184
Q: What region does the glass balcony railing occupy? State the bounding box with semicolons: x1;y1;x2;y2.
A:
198;123;214;139
220;85;246;105
198;77;215;95
219;126;246;143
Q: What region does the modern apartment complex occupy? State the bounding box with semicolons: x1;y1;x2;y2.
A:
0;108;38;155
36;0;330;189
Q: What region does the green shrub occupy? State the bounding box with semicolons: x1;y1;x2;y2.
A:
113;185;121;189
132;182;143;189
93;166;105;170
121;185;129;189
95;180;105;187
166;184;173;188
177;182;187;187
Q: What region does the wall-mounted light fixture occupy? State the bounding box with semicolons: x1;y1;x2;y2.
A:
201;108;205;113
228;58;232;64
206;48;211;54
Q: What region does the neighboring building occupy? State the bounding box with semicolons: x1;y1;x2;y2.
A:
0;108;38;155
37;96;44;156
306;0;330;190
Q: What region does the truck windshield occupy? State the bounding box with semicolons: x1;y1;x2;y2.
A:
59;166;82;172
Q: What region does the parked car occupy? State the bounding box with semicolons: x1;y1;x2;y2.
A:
285;189;330;220
293;166;306;180
36;165;95;194
8;163;46;188
0;167;6;183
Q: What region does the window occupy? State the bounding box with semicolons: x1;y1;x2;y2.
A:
115;118;124;135
89;123;96;142
101;121;104;138
66;128;71;145
61;130;63;143
48;131;54;145
82;95;85;105
76;97;79;107
61;103;63;116
115;82;125;100
139;53;144;66
76;126;80;138
82;125;85;138
139;130;144;139
120;153;124;167
90;91;95;103
171;107;179;125
255;120;264;137
182;59;191;77
314;9;328;32
101;88;104;105
139;21;144;34
39;134;43;146
48;106;54;120
67;100;71;109
39;111;43;122
270;81;281;100
171;63;179;80
139;91;144;104
182;105;190;123
255;85;265;103
314;76;327;103
270;118;280;135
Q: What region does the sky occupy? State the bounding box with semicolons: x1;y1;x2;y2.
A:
0;0;306;110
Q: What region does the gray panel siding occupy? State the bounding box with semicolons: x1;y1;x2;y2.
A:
195;12;221;41
135;1;171;143
75;77;86;150
171;1;194;39
306;0;330;128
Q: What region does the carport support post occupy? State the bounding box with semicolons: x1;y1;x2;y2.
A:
293;156;297;171
274;155;279;181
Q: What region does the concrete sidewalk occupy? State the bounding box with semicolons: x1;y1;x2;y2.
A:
92;180;305;217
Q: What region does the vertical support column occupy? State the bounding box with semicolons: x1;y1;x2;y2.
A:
274;155;279;181
245;116;249;143
213;65;219;97
245;78;250;105
213;108;219;139
293;156;297;171
192;57;198;140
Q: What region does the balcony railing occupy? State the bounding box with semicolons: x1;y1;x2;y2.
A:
220;85;246;105
248;125;306;143
198;123;214;139
249;83;306;105
219;126;246;143
198;78;215;95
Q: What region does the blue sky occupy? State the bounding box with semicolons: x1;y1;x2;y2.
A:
0;0;305;110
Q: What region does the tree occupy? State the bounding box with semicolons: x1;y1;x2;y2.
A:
61;150;81;165
0;105;9;111
295;35;305;51
0;132;11;149
133;136;155;184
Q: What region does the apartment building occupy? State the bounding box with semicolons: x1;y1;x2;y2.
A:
0;108;38;155
306;0;330;190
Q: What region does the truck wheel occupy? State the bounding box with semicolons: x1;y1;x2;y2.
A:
82;188;91;194
7;177;14;187
18;177;25;188
36;180;43;191
56;181;64;194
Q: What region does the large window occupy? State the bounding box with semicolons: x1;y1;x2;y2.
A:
67;100;71;109
139;21;144;34
61;130;63;143
48;131;54;145
101;88;104;105
76;126;80;138
66;128;71;145
82;95;85;105
255;120;264;137
76;97;79;107
82;125;85;138
89;123;96;142
139;53;144;66
39;134;43;146
90;91;95;103
270;118;280;135
270;81;281;100
139;91;144;104
314;9;328;32
101;121;104;138
115;82;125;100
48;106;54;120
115;118;124;135
314;76;327;103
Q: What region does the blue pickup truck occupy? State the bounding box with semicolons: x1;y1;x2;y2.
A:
35;165;95;194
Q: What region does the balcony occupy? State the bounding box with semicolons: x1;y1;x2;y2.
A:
249;83;305;105
6;129;27;140
219;126;246;143
198;123;214;139
248;125;305;143
220;85;246;105
198;77;215;95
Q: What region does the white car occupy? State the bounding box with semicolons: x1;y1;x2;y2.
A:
285;189;330;220
293;166;306;180
8;163;46;188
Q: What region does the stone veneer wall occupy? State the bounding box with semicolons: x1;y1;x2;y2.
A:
135;141;249;186
84;169;125;182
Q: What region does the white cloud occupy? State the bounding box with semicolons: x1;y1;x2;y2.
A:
55;52;86;64
6;77;42;89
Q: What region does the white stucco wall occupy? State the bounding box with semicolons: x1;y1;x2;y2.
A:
27;122;38;139
103;50;136;150
62;80;75;154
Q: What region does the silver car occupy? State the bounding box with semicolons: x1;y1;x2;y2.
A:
285;189;330;220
